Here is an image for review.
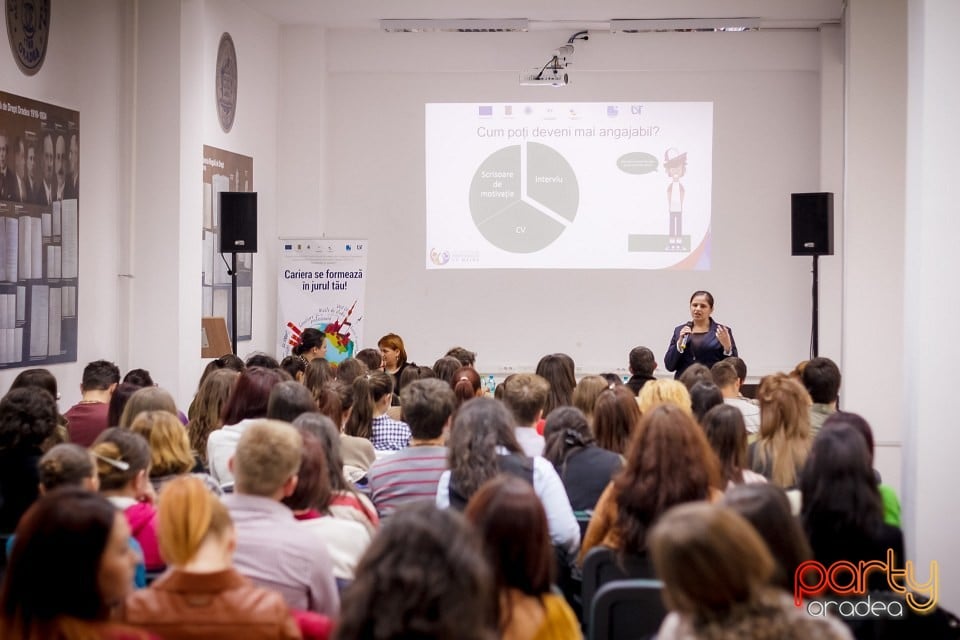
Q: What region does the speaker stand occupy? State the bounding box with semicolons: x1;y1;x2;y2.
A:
810;254;819;358
230;252;238;355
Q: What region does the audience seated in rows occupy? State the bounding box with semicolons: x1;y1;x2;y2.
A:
711;360;760;434
747;373;812;488
501;373;549;457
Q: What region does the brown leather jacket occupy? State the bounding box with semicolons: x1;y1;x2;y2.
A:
119;568;303;639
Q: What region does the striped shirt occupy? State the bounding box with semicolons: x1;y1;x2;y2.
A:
366;445;448;517
370;414;412;451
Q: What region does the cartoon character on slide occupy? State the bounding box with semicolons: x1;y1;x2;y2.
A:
664;147;687;251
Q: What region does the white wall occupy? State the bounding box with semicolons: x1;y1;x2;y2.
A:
0;0;127;407
305;29;835;377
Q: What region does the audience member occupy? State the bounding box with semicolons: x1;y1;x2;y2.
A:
625;346;657;396
0;388;57;532
354;348;382;372
92;428;163;571
535;353;576;419
711;360;760;434
801;356;842;437
335;504;497;640
465;477;580;640
650;503;852;640
285;431;370;582
292;328;328;363
747;373;812;488
823;411;901;526
129;411;220;496
189;355;245;420
367;379;455;517
0;488;150;640
334;357;368;385
315;381;376;482
118;386;178;428
223;419;339;616
500;373;549;456
689;381;723;423
722;483;812;591
542;406;622;526
445;346;477;367
347;371;410;452
637;378;693;416
432;355;463;386
398;364;436;393
293;413;379;535
571;375;608;425
123;368;155;388
303;358;334;399
9;367;68;446
107;382;140;428
186;369;238;468
678;362;713;391
279;355;307;382
121;476;304;639
207;367;288;486
451;365;483;408
245;353;281;370
701;404;766;489
267;380;318;423
65;359;120;446
592;384;642;455
437;398;579;557
580;404;720;563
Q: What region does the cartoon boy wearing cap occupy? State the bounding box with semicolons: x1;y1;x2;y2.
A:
664;147;687;251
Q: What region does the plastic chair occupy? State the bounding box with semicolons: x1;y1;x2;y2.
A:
588;578;666;640
581;546;656;628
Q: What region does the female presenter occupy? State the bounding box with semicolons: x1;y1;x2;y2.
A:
664;291;737;378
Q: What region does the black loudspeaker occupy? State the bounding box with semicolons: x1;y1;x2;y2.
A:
219;192;258;253
791;192;834;256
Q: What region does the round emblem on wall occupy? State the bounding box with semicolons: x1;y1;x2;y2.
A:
6;0;50;76
216;32;238;133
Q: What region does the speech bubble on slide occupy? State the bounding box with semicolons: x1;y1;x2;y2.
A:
617;152;659;175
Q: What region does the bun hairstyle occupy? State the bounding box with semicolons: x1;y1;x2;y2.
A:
90;428;151;491
38;444;96;491
158;476;233;566
293;328;326;357
452;366;481;406
345;371;394;439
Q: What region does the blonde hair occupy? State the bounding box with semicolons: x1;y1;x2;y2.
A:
650;502;774;619
571;375;608;423
158;475;233;566
754;373;812;487
129;410;194;477
119;386;178;428
233;419;303;496
637;379;692;416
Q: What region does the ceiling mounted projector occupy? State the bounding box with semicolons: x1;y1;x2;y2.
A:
519;31;586;88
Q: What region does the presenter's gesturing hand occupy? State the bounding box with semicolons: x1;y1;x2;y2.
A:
716;324;733;354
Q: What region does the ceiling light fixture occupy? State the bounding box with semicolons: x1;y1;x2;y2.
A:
380;19;529;33
610;18;761;33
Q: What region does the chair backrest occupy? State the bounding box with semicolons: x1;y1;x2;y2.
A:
581;546;656;625
588;579;666;640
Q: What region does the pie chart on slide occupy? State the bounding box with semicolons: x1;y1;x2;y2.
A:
469;142;579;253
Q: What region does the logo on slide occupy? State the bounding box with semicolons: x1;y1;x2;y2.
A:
430;248;450;265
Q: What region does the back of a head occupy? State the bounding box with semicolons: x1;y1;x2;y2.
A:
432;356;463;386
637;379;692;416
292;328;325;358
571;375;608;420
800;357;841;404
2;487;119;627
282;431;331;512
122;368;154;388
542;406;594;470
448;398;522;499
346;371;393;439
158;476;233;566
91;428;151;491
337;504;496;640
755;375;812;487
279;355;307;381
722;483;812;591
38;443;96;492
401;378;456;441
9;368;58;399
679;363;713;391
465;476;553;597
823;411;875;465
354;348;383;372
445;346;477;368
726;356;748;385
292;412;348;494
244;353;281;370
451;366;481;407
220;366;288;426
534;354;576;418
303;358;333;394
81;359;121;392
267;380;318;423
233;419;303;497
501;373;550;426
129;410;193;477
399;364;437;391
189;369;239;453
701;404;748;485
629;346;656;377
119;386;177;429
0;387;57;449
649;502;775;619
689;381;723;423
335;358;368;385
710;361;739;391
107;383;140;428
592;385;641;455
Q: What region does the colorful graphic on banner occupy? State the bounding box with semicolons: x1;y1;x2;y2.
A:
0;91;79;368
202;145;253;342
277;239;366;366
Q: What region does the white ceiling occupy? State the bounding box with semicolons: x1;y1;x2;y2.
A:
241;0;844;31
